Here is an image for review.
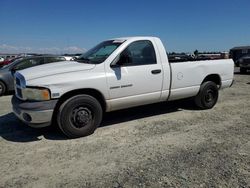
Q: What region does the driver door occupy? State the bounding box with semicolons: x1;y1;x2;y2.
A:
106;40;163;111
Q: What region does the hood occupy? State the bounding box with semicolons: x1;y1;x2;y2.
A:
18;61;95;81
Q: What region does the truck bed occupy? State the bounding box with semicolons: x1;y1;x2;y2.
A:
168;59;234;101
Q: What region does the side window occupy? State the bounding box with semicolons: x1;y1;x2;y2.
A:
242;49;248;54
14;58;44;70
119;40;157;66
44;57;66;64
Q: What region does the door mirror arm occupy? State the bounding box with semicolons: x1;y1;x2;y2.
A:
10;67;18;76
10;67;17;73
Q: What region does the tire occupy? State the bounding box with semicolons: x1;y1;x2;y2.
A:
194;81;219;110
57;94;103;138
0;81;6;96
240;67;247;74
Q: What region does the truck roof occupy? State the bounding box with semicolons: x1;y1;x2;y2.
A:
110;36;159;41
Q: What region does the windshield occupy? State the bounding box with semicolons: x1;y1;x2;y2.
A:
76;40;124;64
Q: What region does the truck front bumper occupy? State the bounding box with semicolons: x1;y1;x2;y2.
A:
11;96;58;128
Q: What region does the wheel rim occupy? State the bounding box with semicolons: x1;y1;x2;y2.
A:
70;106;93;128
204;88;215;104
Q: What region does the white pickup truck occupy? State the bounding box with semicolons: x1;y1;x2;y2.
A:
12;37;234;138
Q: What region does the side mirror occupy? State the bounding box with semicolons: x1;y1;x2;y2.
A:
11;67;17;72
10;67;17;76
110;53;130;68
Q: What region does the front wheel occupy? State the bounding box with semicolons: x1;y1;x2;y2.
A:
57;95;103;138
194;81;219;110
0;81;6;96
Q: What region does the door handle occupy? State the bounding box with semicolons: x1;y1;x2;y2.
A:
151;69;161;74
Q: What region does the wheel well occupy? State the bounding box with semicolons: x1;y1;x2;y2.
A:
52;89;106;125
56;88;106;111
202;74;221;87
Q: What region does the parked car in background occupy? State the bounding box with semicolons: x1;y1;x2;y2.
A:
237;55;250;73
0;55;66;95
63;56;74;61
0;57;23;68
0;57;4;62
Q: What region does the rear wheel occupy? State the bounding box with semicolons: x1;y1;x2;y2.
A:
240;67;247;74
57;95;103;138
0;81;6;96
194;81;219;109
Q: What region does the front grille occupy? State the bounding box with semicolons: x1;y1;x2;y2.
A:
14;72;26;100
16;77;21;86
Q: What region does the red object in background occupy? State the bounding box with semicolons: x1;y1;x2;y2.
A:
0;57;21;67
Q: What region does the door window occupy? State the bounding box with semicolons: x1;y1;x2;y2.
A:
242;49;248;54
118;40;157;66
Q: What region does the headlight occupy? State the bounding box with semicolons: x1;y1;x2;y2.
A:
22;87;51;101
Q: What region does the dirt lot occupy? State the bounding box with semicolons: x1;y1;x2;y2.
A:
0;69;250;187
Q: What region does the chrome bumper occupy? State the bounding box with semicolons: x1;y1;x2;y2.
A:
12;96;58;128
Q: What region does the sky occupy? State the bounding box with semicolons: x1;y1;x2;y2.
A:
0;0;249;54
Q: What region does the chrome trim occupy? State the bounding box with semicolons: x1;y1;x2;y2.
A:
15;72;26;88
14;72;26;100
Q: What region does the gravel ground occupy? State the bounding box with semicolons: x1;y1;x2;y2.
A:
0;69;250;187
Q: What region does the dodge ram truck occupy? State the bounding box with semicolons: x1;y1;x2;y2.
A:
12;37;234;138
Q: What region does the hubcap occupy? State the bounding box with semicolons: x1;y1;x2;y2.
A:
70;106;92;128
205;89;214;103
